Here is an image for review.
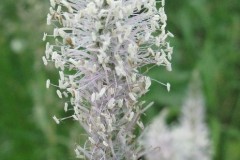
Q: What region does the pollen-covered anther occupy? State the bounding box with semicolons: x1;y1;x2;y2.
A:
137;120;144;130
42;56;48;65
46;79;50;89
42;32;47;41
144;77;151;90
53;115;60;124
56;90;63;98
166;83;171;92
64;102;68;112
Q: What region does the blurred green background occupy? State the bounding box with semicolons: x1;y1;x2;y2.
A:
0;0;239;159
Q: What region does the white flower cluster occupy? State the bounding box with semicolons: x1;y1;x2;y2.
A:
43;0;173;159
141;73;212;160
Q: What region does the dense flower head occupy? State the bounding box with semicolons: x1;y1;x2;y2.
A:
43;0;173;159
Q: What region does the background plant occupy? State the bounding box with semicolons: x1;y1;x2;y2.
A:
142;71;212;160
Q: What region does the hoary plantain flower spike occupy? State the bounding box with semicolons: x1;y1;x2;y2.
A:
43;0;173;159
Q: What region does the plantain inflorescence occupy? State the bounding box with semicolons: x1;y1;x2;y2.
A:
43;0;173;159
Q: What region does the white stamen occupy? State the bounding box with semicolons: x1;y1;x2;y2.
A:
166;83;171;92
56;90;63;98
42;32;47;41
46;79;50;89
53;115;60;124
64;102;68;112
42;56;48;65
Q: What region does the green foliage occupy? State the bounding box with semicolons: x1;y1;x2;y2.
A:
0;0;239;159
